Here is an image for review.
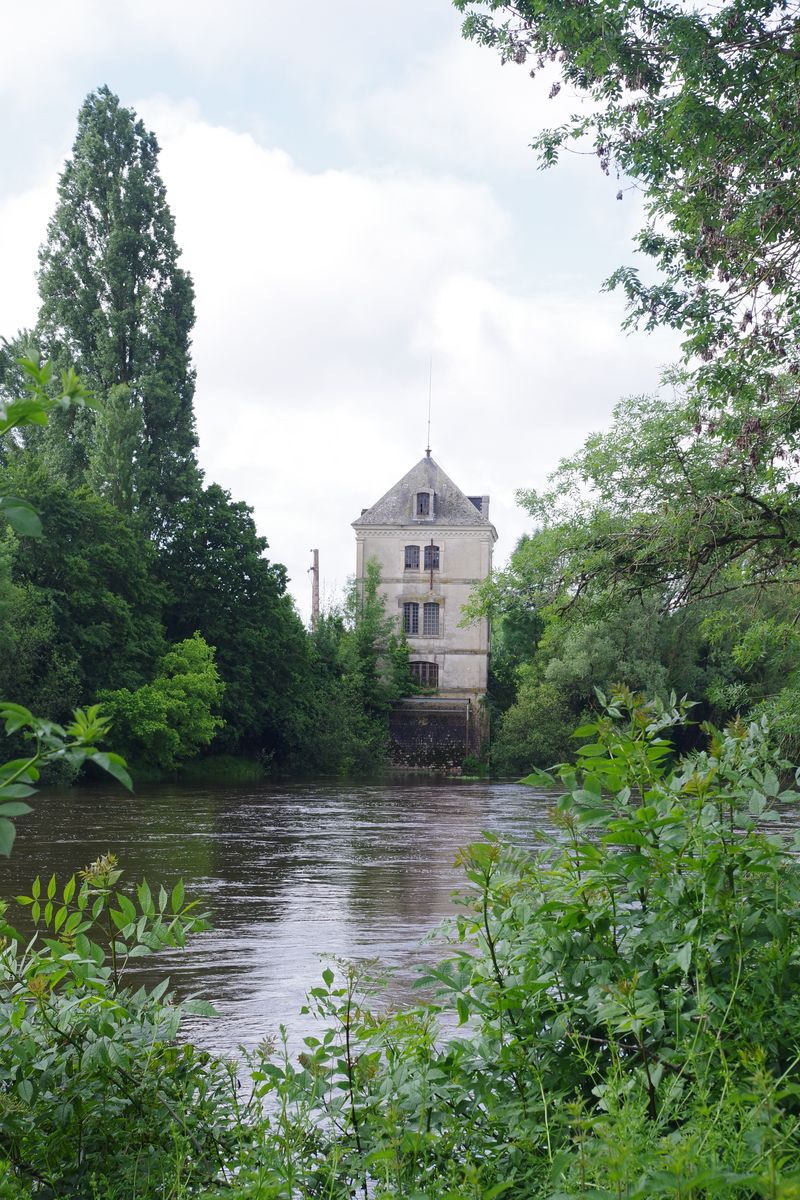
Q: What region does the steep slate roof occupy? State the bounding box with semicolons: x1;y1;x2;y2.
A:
353;454;496;533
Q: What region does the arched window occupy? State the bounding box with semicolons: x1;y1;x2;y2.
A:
404;544;420;570
424;544;439;571
403;602;419;635
411;661;439;688
416;491;431;516
422;602;440;636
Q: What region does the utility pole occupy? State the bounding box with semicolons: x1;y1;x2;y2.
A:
309;549;320;630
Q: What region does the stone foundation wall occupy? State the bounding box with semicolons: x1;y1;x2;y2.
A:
389;697;479;770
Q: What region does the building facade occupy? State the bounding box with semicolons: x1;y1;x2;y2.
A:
352;453;497;722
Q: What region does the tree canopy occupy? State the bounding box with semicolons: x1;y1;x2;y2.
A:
35;85;199;530
457;0;800;401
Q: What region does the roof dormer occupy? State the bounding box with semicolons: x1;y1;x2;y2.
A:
414;489;434;520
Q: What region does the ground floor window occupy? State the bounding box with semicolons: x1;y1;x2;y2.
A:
403;601;419;635
411;661;439;688
422;601;440;636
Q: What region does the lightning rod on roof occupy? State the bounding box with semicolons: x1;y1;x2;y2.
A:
426;356;432;457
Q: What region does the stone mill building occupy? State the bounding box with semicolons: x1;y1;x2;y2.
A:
352;451;497;768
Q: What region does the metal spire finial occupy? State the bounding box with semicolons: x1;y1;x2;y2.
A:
426;356;432;457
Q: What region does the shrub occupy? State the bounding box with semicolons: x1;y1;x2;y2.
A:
0;855;238;1196
100;632;224;771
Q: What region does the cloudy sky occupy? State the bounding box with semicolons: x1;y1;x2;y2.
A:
0;0;679;617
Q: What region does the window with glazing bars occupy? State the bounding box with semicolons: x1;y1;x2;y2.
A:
404;544;420;569
403;602;419;635
424;544;439;571
422;602;439;636
416;492;431;516
411;661;439;688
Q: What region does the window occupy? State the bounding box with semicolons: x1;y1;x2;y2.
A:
403;602;419;635
404;544;420;570
423;602;440;636
416;492;431;516
411;661;439;688
424;544;440;571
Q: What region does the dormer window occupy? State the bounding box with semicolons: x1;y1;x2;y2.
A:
415;490;434;519
404;545;420;570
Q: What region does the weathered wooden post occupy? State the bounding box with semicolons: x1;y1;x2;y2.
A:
310;549;320;630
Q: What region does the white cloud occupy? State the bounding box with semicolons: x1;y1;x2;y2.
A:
140;110;678;617
332;35;549;173
0;182;54;336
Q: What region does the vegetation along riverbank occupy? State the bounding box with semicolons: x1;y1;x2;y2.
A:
5;0;800;1191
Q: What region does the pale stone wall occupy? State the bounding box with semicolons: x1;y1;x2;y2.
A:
355;525;494;698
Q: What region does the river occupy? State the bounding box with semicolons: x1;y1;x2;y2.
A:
0;776;558;1057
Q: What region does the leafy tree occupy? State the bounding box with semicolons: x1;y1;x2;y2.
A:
299;564;414;774
0;360;133;855
457;0;800;397
342;559;415;718
100;633;224;771
491;677;574;774
159;483;308;758
1;461;165;712
458;0;800;639
495;387;800;613
86;383;143;514
35;86;199;527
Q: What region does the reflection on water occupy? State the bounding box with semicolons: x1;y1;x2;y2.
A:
0;777;558;1056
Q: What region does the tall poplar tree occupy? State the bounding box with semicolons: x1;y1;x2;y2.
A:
36;86;199;532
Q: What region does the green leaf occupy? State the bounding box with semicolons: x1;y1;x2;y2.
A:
675;942;692;974
763;769;780;798
519;769;554;788
0;817;15;857
0;784;36;799
0;495;42;538
182;998;220;1017
90;752;133;791
0;802;32;817
170;880;185;914
116;893;136;924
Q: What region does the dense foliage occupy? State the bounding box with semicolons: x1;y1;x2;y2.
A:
0;854;236;1194
99;633;225;771
34;85;199;532
299;561;415;774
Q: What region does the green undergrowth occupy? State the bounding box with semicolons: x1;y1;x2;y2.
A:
176;753;267;785
101;753;268;787
5;689;800;1197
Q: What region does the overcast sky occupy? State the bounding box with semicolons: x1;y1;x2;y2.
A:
0;0;679;618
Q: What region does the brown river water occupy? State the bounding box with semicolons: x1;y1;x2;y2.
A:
0;776;560;1057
